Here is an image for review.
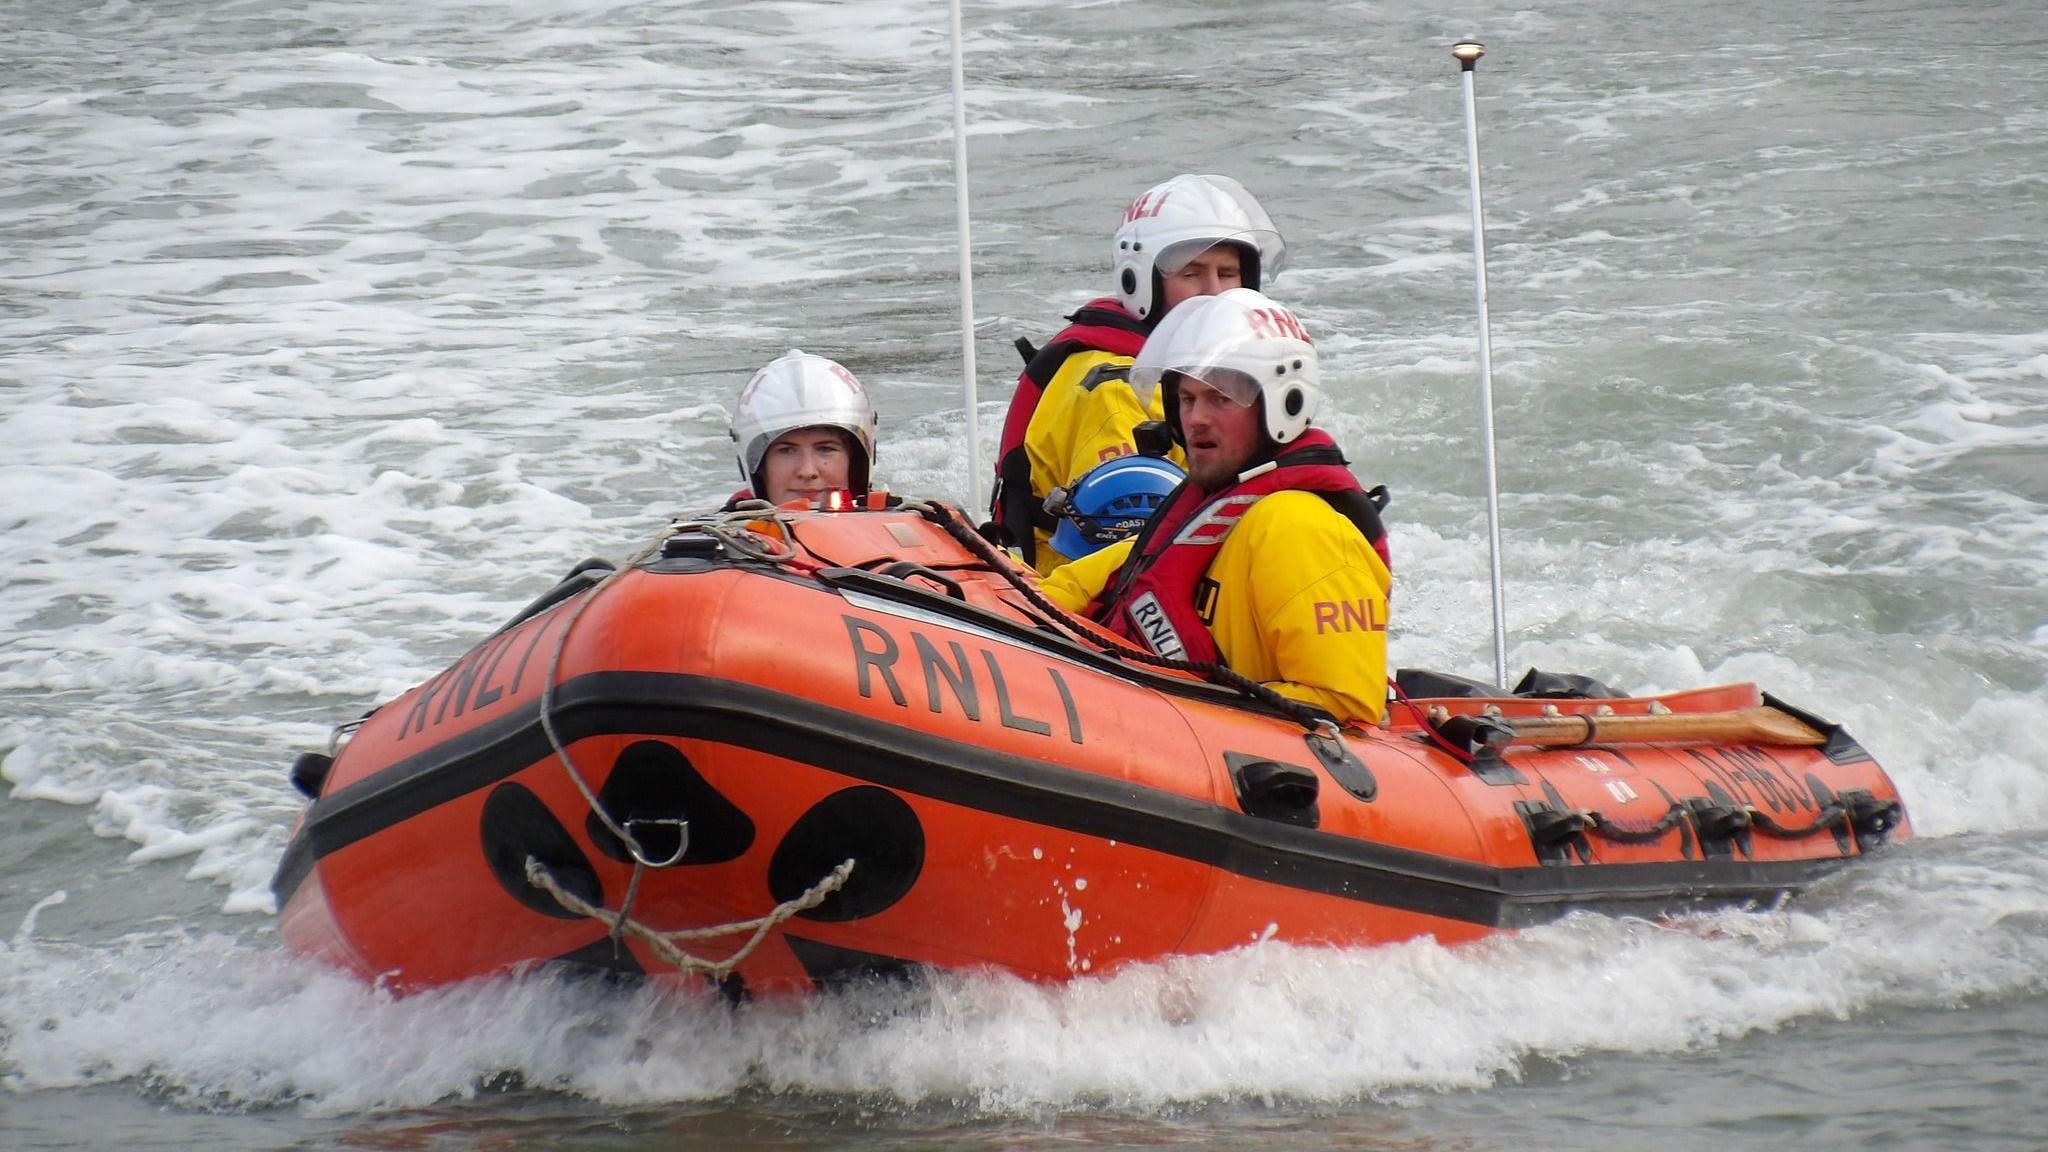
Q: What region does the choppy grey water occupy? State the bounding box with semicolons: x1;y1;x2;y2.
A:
4;1;2046;1149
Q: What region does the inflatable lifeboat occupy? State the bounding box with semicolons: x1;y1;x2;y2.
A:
273;497;1910;995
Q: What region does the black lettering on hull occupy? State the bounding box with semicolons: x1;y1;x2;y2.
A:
1049;666;1082;744
470;628;518;712
509;608;562;696
401;668;450;740
914;634;981;720
842;614;1086;744
845;615;907;706
983;650;1052;736
1689;747;1813;815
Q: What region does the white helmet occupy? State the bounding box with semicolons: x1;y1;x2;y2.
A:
731;350;879;494
1128;288;1321;445
1112;174;1287;323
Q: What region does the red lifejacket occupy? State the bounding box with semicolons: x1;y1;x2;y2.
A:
1093;430;1389;665
989;297;1148;561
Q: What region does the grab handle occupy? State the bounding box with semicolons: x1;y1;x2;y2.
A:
867;560;966;601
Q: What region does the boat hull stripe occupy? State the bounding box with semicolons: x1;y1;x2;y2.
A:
271;671;1847;924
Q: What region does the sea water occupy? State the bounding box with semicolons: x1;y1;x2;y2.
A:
3;0;2046;1148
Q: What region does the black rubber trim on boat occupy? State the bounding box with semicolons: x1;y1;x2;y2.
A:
489;557;615;640
1760;691;1873;766
272;672;1856;929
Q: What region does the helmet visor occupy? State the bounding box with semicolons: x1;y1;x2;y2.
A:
1145;173;1287;279
1128;288;1313;410
1153;230;1284;278
1130;355;1266;411
1165;366;1262;409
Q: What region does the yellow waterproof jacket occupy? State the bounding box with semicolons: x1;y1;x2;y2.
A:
1020;349;1183;574
1041;489;1390;725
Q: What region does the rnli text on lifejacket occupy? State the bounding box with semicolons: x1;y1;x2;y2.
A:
1313;598;1385;635
843;615;1084;743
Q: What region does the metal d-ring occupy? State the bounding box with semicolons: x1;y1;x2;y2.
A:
623;817;691;868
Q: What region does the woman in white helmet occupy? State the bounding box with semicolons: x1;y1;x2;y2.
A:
990;174;1287;575
1039;289;1392;728
728;350;880;507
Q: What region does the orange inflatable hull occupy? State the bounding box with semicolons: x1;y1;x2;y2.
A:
274;504;1910;994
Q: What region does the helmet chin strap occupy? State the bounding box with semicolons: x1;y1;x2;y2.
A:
1141;272;1166;330
1234;420;1283;483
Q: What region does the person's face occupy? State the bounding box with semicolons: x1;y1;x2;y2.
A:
1157;244;1244;315
758;426;852;504
1176;376;1263;491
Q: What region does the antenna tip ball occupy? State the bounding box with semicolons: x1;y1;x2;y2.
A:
1452;42;1486;62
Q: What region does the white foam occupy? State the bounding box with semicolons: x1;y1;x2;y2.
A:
4;843;2044;1114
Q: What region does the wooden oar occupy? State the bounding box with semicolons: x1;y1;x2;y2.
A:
1498;706;1827;748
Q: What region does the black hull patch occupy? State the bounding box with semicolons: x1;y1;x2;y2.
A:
769;785;924;922
785;934;923;990
480;782;602;920
585;739;755;867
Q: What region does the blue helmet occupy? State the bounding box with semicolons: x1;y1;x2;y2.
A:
1047;454;1186;558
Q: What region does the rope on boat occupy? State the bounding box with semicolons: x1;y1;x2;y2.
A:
536;524;681;865
533;503;806;868
1573;804;1692;844
1529;794;1901;850
678;500;804;563
518;507;868;978
901;498;1340;736
525;855;855;978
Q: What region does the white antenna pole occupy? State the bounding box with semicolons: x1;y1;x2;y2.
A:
1453;41;1510;689
948;0;982;513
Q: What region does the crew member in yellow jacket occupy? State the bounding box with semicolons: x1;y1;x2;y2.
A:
990;174;1289;575
1041;289;1392;726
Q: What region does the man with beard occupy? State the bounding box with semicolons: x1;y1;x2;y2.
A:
1040;289;1391;726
